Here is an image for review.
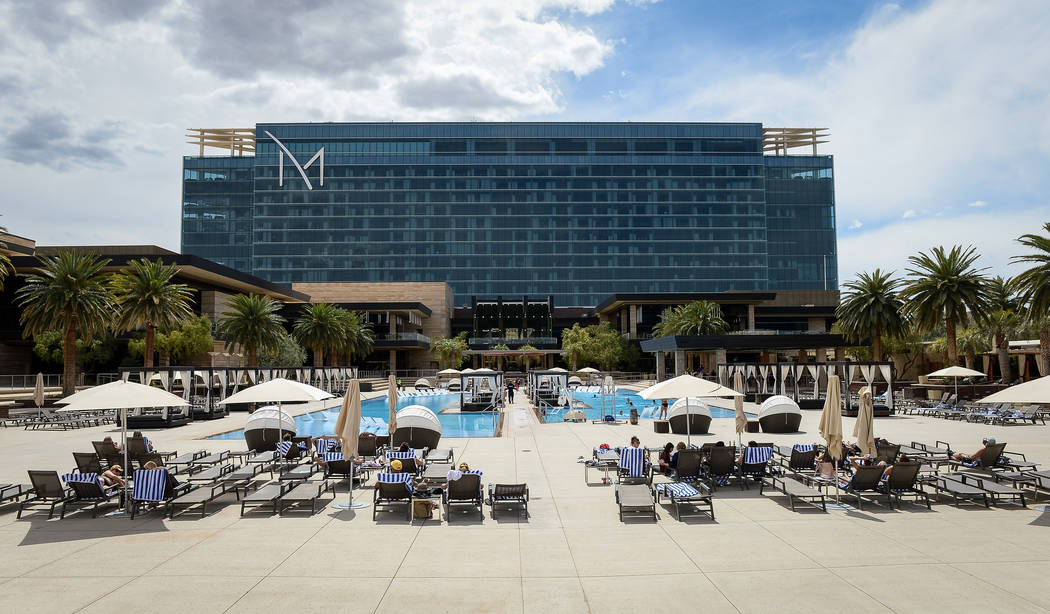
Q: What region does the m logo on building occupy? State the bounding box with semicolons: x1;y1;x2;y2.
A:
264;131;324;190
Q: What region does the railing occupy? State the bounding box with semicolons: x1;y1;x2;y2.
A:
376;332;431;343
0;373;81;389
730;329;829;335
621;332;654;340
468;337;557;346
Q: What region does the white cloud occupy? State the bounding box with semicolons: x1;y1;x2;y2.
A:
848;220;863;230
838;207;1050;283
969;200;988;208
0;0;623;248
901;210;916;219
660;0;1050;230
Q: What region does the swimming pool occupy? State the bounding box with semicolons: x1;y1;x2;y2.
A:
562;388;740;421
208;393;499;440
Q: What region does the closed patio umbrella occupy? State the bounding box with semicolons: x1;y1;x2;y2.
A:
853;386;876;456
33;372;45;409
819;374;843;462
333;379;366;510
733;371;747;444
388;374;398;435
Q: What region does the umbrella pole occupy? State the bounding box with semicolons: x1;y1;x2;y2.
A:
106;407;133;518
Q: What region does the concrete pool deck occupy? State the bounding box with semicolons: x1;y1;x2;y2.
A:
1;396;1050;613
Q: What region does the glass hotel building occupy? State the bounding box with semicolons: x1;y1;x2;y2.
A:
182;123;836;309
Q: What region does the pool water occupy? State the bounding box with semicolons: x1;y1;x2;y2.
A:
209;393;499;440
563;388;740;421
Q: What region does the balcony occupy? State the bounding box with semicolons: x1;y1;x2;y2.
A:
468;337;558;348
374;332;431;348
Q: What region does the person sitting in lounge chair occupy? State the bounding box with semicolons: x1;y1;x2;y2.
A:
880;454;910;480
133;431;153;452
658;443;674;475
950;438;995;463
396;442;426;470
670;441;687;469
441;462;473;489
100;464;125;490
736;441;759;465
314;451;364;470
143;461;179;497
103;436;122;453
838;456;876;489
815;451;836;479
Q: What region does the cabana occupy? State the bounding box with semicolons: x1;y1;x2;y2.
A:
413;378;433;391
758;395;802;433
667;398;713;435
460;369;503;412
391;405;442;449
717;361;896;414
527;370;568;407
243;405;297;451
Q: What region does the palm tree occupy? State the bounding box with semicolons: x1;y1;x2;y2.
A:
336;309;374;364
0;225;12;291
900;245;990;366
653;300;729;337
983;276;1019;382
518;343;538;372
216;294;286;367
110;258;195;367
835;269;906;361
955;327;988;371
430;334;468;369
560;323;590;371
1013;222;1050;375
15;251;115;395
292;303;344;367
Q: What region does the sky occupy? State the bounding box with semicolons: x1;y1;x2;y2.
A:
1;0;1048;284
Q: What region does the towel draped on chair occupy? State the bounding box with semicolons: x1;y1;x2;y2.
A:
620;447;646;477
132;469;168;502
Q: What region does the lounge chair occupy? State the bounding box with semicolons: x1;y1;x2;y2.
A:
386;450;420;474
671;450;703;483
373;472;413;521
73;452;103;475
279;462;317;481
940;473;1026;507
834;465;885;510
127;436;176;461
166;482;230;519
617;447;650;484
313;438;340;455
136;453;167;470
617;481;657;521
876;443;900;464
734;446;774;490
0;483;34;506
61;473;121;518
877;462;931;509
425;448;454;464
488;483;528;519
764;475;826;512
221;463;269;499
18;471;70;519
240;481;296;516
654;481;713;520
165;451;208;473
279;480;333;515
443;471;484;522
705;447;736;491
929;475;990;507
358;433;379;459
321;453;366;485
291;436;313;454
780;444;817;477
186;464;236;484
191;450;232;468
275;441;302;462
129;468;190;519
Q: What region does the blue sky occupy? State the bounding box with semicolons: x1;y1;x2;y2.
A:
0;0;1046;284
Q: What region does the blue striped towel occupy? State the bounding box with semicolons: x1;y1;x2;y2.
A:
322;452;344;462
656;483;702;498
744;446;773;464
132;469;168;502
793;444;814;452
619;447;646;477
63;472;101;485
275;441;293;456
387;450;416;460
376;472;413;493
315;439;339;454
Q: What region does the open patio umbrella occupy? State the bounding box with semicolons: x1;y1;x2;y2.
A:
819;374;843;462
387;374;398;435
57;380;190;515
32;372;45;409
925;366;985;404
853;386;876;456
733;371;747;445
548;367;568;373
977;375;1050;404
216;377;333;405
576;367;600;373
436;368;461;377
638;374;743;446
333;379;366;510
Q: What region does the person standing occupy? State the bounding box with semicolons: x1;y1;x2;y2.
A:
659;399;668;420
506;380;515;403
397;377;403;391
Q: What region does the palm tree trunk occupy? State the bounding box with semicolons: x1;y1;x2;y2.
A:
964;347;976;370
1040;325;1050;378
945;318;959;365
313;346;323;368
246;344;257;368
995;330;1012;382
144;323;155;368
63;317;78;396
872;333;882;362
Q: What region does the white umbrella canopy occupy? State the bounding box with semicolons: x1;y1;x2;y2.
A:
436;368;461;376
853;386;876;456
576;367;600;373
637;374;743;401
548;367;568;373
461;368;475;374
819;374;844;461
927;366;985;378
472;368;497;374
56;380;190;411
217;378;333;405
926;366;985;403
978;375;1050;404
